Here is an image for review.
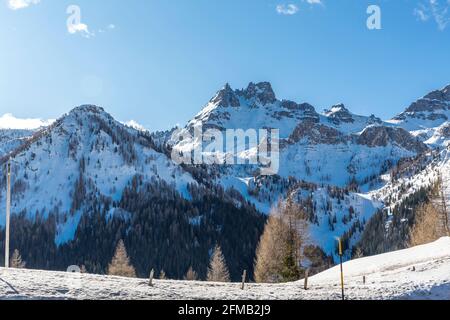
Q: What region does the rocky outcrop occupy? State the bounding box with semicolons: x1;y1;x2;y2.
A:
209;83;240;108
238;82;277;105
357;126;428;153
288;121;347;145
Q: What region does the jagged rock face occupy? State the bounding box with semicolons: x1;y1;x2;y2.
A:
280;101;320;122
288;121;346;145
357;126;428;153
325;104;355;124
239;82;277;105
209;84;240;108
399;100;449;119
394;85;450;122
423;85;450;101
391;85;450;147
439;123;450;138
186;82;323;139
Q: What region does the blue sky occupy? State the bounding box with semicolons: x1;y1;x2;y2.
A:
0;0;449;130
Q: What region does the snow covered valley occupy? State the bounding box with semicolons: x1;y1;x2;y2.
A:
0;237;448;300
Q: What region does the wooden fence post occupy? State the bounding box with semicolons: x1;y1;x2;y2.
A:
363;276;366;285
149;269;155;287
241;270;247;290
304;269;309;290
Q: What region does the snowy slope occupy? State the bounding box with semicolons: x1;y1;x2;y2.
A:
172;83;423;188
0;105;195;245
0;129;35;157
0;83;448;278
389;84;450;148
0;237;448;300
169;82;432;259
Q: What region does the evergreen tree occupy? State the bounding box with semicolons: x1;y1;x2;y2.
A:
353;247;364;259
159;270;167;280
184;266;199;281
107;240;136;278
254;199;308;283
280;218;301;282
410;202;444;246
207;245;230;282
254;215;289;283
10;249;26;269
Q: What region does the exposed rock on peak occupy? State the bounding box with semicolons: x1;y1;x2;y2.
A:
288;121;346;145
280;100;320;122
439;123;450;138
69;105;106;115
367;114;383;125
325;104;355;124
423;84;450;101
397;85;450;117
357;126;428;153
210;84;240;108
239;82;276;105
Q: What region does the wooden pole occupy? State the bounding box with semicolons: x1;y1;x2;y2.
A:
241;270;247;290
304;269;309;290
149;269;154;286
5;159;11;269
338;238;345;300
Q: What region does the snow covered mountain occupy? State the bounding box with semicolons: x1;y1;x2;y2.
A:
0;105;265;279
390;84;450;147
0;114;55;157
170;82;441;260
0;105;194;242
172;82;427;187
0;82;448;278
0;129;35;157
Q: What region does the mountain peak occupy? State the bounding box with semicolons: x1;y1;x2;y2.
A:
325;103;349;114
423;84;450;101
241;82;276;105
397;85;450;119
324;104;355;124
69;105;106;115
209;84;240;108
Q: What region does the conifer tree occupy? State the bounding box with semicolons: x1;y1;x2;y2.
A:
254;199;308;283
207;245;230;282
254;215;289;283
10;249;26;269
410;203;443;246
107;239;136;278
159;270;167;280
184;266;199;281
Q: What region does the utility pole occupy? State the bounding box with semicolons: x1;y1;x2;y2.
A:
338;237;345;301
5;158;11;268
440;175;449;236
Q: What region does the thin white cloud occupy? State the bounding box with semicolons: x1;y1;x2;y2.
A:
276;4;299;15
7;0;40;10
415;0;450;30
123;120;147;132
414;8;429;21
97;24;115;35
304;0;322;5
0;113;54;130
68;22;95;38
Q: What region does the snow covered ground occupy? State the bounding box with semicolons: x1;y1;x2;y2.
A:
0;238;449;300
